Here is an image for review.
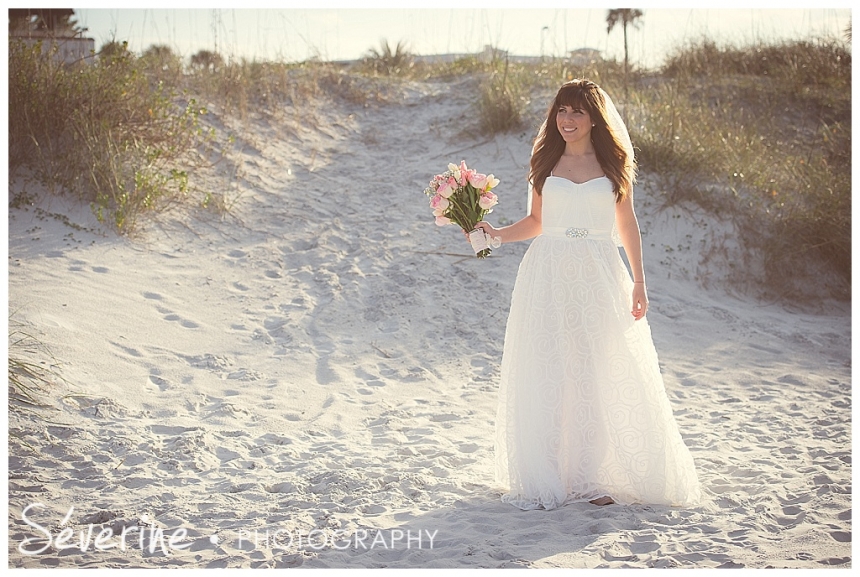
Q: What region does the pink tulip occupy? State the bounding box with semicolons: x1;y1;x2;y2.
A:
435;215;451;226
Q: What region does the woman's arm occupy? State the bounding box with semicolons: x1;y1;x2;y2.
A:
473;187;543;243
614;192;649;320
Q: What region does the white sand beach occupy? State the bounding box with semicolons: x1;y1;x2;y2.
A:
6;76;852;568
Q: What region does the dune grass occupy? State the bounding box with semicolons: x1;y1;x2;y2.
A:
8;317;63;415
629;37;850;301
417;38;850;302
8;35;849;301
9;40;208;234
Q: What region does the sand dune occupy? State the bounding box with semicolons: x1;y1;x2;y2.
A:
6;76;851;568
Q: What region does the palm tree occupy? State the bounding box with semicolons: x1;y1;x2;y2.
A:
364;39;411;75
606;9;644;100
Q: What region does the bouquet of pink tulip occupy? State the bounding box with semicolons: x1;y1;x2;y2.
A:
423;160;500;258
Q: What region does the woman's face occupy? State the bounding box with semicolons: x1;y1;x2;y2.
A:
555;103;592;144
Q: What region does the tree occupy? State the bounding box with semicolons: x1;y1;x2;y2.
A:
190;49;223;73
99;40;130;59
142;45;182;72
606;9;643;100
9;8;82;37
363;39;412;75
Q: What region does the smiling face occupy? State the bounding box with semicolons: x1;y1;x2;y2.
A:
556;104;593;144
548;80;605;149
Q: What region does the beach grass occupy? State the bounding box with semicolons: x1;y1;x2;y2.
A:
7;317;62;414
8;39;208;234
8;35;849;301
629;37;850;301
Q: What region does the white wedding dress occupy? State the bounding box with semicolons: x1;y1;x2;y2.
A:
494;175;702;510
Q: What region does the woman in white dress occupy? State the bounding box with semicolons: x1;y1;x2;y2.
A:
473;79;701;510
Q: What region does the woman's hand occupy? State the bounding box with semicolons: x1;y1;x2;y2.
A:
631;282;648;320
464;221;500;243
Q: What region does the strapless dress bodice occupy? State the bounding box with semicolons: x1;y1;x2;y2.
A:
541;176;616;241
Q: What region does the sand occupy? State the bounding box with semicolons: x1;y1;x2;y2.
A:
5;75;852;569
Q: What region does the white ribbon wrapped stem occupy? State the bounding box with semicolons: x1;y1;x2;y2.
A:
468;229;501;254
468;229;489;254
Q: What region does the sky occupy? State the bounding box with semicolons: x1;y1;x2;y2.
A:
71;2;853;70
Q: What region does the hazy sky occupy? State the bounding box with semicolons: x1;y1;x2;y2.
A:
72;3;852;69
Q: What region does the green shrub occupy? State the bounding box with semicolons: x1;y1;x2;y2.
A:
8;39;207;233
630;37;850;301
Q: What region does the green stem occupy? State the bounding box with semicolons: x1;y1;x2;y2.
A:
448;202;473;230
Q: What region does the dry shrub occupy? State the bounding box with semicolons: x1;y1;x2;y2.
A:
631;37;850;301
9;39;207;233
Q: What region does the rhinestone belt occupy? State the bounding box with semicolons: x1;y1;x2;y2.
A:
541;226;612;241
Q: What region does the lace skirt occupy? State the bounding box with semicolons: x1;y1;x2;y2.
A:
494;235;701;510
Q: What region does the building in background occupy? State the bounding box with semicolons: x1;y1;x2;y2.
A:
9;8;95;64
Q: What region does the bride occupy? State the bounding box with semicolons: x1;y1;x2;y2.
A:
473;79;701;510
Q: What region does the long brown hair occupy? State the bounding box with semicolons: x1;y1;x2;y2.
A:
528;79;636;202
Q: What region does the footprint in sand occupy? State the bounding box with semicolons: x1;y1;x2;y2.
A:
289;238;318;252
776;510;806;528
279;296;308;311
226;368;263;381
377;318;399;333
149;424;200;435
469;355;497;383
777;374;806;386
252;328;274;344
162;312;200;329
142;291;163;300
265;482;298;494
227;249;247;258
148;372;170;392
184;353;233;372
92;266;109;274
263;316;293;343
110;341;144;358
354;367;386;390
819;557;851;566
430;413;459;423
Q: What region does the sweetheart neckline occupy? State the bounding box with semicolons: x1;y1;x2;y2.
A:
547;175;609;186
